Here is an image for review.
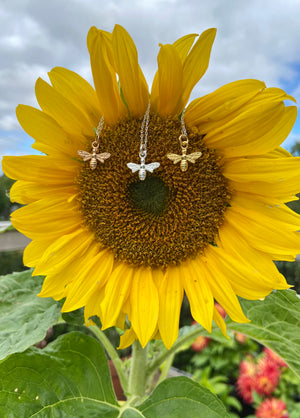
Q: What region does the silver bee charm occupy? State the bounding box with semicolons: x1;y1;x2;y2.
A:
127;152;160;181
167;134;202;172
78;141;110;170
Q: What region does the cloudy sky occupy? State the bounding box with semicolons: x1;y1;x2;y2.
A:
1;0;300;171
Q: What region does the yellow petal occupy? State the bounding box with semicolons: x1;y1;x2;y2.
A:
38;255;87;299
202;248;250;323
48;67;101;127
208;243;287;301
151;33;198;112
10;180;76;204
87;26;126;124
173;33;198;62
84;285;106;325
226;207;300;259
232;193;300;231
62;249;113;311
180;257;214;332
33;228;94;276
11;196;82;240
156;44;183;116
112;24;148;116
213;306;228;338
35;78;93;140
205;101;285;149
249;87;296;104
118;328;137;349
2;155;79;184
158;267;183;349
223;156;300;183
23;239;52;267
181;28;216;106
16;105;80;156
130;267;159;348
218;219;289;290
229;177;300;203
101;264;133;329
263;147;293;159
185;79;266;130
150;72;159;112
219;106;297;157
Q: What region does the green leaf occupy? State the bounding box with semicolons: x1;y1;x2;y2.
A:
0;332;231;417
138;377;230;417
228;289;300;379
0;331;119;416
0;270;61;360
61;307;85;326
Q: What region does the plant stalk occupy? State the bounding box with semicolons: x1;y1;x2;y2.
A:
91;325;129;394
128;340;148;404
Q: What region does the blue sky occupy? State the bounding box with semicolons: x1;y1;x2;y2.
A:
1;0;300;171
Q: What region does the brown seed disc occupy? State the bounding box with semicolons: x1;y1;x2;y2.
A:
76;114;231;267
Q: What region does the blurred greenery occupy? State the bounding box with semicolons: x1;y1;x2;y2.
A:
291;142;300;157
0;250;28;275
0;174;18;220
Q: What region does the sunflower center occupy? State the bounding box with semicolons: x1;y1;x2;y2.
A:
76;114;231;267
128;176;169;215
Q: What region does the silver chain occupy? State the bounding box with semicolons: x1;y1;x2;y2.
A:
139;101;151;158
180;109;188;138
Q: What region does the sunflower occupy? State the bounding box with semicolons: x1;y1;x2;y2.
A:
2;25;299;349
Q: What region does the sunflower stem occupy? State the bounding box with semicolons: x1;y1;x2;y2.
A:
128;340;148;403
91;325;129;394
156;352;175;384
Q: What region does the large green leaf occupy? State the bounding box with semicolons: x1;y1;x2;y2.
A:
0;331;230;417
228;289;300;379
0;270;61;360
0;331;118;417
138;377;230;417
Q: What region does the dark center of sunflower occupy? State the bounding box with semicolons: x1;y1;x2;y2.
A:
128;176;169;215
76;114;231;267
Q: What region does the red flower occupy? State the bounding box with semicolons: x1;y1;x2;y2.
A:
236;358;257;403
236;374;256;404
191;335;210;352
255;356;281;396
255;397;289;418
264;347;288;368
214;303;226;319
239;357;257;376
234;332;247;344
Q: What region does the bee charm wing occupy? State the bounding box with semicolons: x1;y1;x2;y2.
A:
186;152;202;163
96;152;111;163
167;153;182;164
145;162;160;173
127;163;141;173
78;150;92;161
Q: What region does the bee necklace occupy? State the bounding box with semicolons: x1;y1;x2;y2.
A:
78;116;111;170
127;102;160;181
167;111;202;171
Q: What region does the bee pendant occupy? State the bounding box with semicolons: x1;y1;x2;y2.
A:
78;142;110;170
167;150;202;172
127;154;160;181
167;134;202;172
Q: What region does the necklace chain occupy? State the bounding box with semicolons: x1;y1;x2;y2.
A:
180;109;188;138
139;101;151;158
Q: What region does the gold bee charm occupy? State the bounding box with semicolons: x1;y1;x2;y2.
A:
167;134;202;172
78;141;110;170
